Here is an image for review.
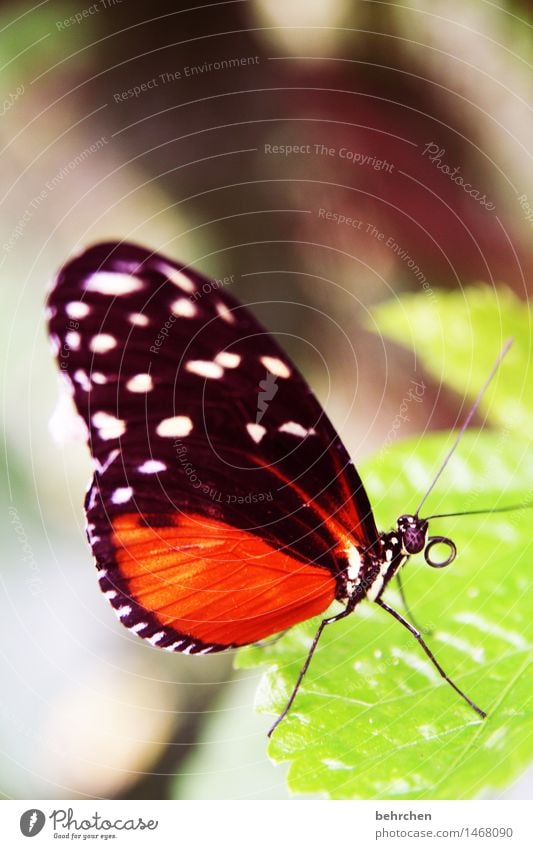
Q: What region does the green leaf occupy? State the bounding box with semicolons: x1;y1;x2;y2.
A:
237;431;533;799
367;286;532;437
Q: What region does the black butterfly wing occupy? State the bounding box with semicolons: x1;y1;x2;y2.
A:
47;242;379;652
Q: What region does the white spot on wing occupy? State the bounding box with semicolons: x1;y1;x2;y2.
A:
65;331;81;350
171;298;197;317
216;301;235;323
87;487;97;510
156;415;193;437
90;333;117;353
126;373;153;393
92;372;107;384
66;301;90;319
85;271;143;296
130;622;148;634
215;352;241;368
247;423;266;443
260;356;291;378
92;411;126;440
94;448;119;475
116;605;132;619
279;421;315;438
138;460;167;474
74;369;92;391
160;263;195;292
147;631;166;646
129;312;149;326
186;360;223;379
111;486;133;504
164;640;184;651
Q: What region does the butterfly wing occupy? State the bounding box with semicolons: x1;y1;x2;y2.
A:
47;242;379;652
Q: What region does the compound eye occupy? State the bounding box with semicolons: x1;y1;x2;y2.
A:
424;536;457;568
404;529;426;554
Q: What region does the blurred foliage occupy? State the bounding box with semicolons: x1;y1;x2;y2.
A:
170;674;291;800
238;288;532;798
368;286;532;436
0;6;65;80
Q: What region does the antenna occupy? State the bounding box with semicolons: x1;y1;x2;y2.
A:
424;502;532;521
415;339;513;517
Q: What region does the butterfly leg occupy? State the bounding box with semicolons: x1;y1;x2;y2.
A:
395;566;432;635
268;605;354;737
376;598;487;718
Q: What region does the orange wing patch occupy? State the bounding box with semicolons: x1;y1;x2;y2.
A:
111;513;337;647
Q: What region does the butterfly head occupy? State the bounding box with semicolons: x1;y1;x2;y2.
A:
397;514;456;568
397;514;428;554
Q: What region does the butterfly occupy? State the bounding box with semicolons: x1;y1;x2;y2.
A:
47;241;494;735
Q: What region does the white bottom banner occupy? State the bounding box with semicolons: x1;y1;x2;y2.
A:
1;800;530;848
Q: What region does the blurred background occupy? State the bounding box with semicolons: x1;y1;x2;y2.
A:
0;0;531;799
